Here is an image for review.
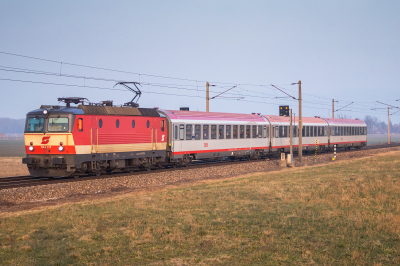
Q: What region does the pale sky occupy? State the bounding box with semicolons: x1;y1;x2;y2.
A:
0;1;399;123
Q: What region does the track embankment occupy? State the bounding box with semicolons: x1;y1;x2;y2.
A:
1;145;400;212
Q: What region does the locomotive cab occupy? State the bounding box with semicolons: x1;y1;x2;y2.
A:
22;106;81;177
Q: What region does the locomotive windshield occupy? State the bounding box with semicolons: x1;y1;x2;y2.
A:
48;117;69;132
26;117;44;132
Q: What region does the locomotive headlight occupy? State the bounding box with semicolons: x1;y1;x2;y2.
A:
58;146;64;152
43;109;48;115
29;146;34;152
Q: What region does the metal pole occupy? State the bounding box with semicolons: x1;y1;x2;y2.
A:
315;139;318;160
290;109;293;159
332;99;334;118
206;82;209;112
298;80;302;163
333;144;336;160
388;107;390;144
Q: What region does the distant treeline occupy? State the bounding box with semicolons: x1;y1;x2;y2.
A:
0;118;25;134
364;115;400;134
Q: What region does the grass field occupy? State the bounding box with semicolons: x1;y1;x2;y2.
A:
1;152;400;265
367;133;400;145
0;140;25;157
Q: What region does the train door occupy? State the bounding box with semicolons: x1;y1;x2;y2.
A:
91;117;98;153
151;127;157;150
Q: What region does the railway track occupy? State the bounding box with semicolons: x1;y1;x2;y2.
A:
1;142;399;190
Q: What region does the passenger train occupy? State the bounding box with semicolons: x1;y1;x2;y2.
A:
23;98;367;177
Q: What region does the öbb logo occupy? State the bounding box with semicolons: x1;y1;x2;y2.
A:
41;136;51;144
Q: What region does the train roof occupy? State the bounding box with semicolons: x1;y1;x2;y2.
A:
26;105;159;117
322;118;366;126
263;115;326;124
160;110;267;122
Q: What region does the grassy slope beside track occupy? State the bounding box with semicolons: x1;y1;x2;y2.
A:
1;152;400;265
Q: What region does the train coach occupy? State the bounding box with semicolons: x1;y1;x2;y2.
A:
22;97;368;177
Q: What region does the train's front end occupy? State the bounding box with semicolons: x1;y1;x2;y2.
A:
22;106;81;177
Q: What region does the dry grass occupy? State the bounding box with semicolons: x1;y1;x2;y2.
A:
0;157;29;177
0;152;400;265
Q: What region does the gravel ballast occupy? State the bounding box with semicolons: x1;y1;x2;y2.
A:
1;146;399;205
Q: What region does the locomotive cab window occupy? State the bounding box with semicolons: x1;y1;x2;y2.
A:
179;125;184;140
195;125;201;140
203;125;209;139
26;117;44;132
78;118;83;132
186;125;192;140
48;117;69;132
211;125;217;139
161;120;165;132
263;126;267;138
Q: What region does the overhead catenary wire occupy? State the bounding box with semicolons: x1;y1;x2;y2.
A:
0;51;397;117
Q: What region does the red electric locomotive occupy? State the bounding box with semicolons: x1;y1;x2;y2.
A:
23;97;167;177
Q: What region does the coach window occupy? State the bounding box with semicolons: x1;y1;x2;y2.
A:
219;125;225;139
195;125;201;140
314;126;317;137
252;125;257;138
99;119;103;128
226;125;231;139
240;125;244;138
211;125;217;139
279;126;283;138
132;120;135;129
258;125;262;138
246;125;251;138
353;127;355;135
116;119;120;128
78;118;83;132
233;125;238;139
174;125;178;139
186;125;192;140
179;125;184;140
302;126;305;137
161;120;165;132
293;126;297;137
203;125;209;139
308;126;312;137
147;120;150;128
